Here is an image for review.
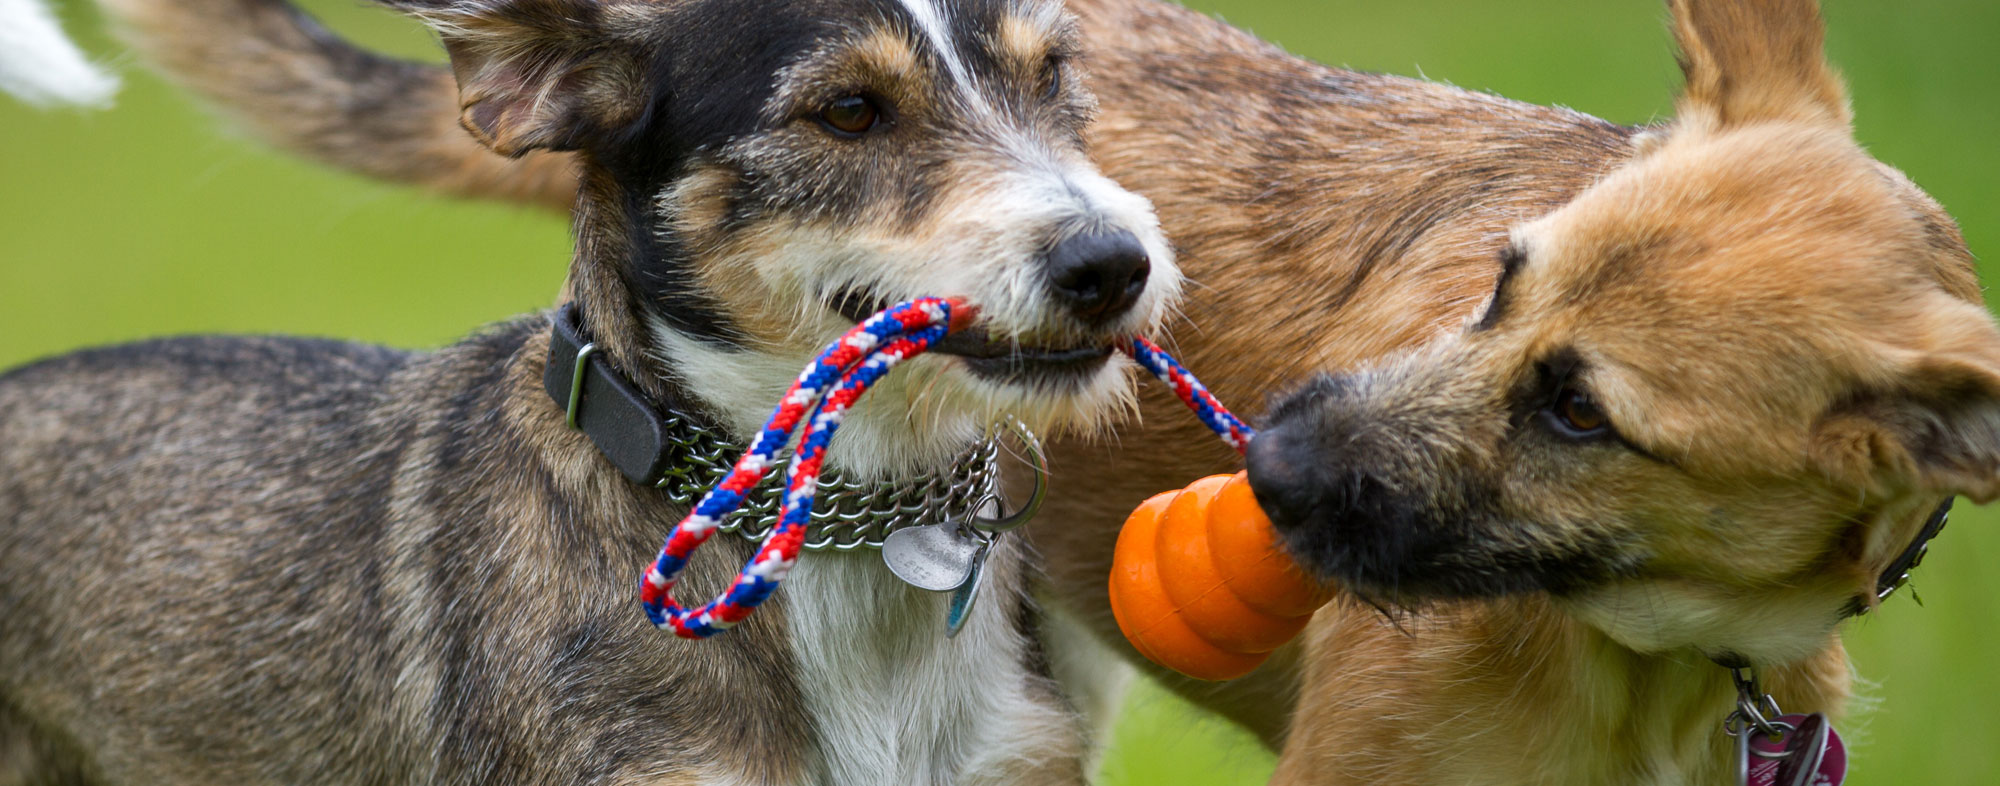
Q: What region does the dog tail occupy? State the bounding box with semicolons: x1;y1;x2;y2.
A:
0;0;121;107
97;0;576;209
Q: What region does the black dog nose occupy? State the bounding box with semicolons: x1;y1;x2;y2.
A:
1245;423;1325;536
1044;229;1151;324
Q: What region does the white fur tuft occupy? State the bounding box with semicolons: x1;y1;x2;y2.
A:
0;0;119;108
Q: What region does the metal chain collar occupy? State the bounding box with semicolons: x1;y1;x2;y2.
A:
650;413;1022;551
1723;668;1787;741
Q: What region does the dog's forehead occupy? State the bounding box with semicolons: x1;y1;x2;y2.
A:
1512;130;1926;335
668;0;1063;71
840;0;1071;100
653;0;1064;147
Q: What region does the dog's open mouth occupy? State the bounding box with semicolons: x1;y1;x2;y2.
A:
832;291;1114;383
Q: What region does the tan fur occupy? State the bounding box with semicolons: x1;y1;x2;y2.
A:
996;13;1057;72
75;0;1985;783
1039;0;1643;748
851;25;924;86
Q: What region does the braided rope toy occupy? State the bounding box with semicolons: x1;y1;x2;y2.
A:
1119;335;1254;452
639;298;965;638
637;300;1273;641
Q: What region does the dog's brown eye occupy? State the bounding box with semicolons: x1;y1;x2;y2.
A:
818;95;882;137
1551;387;1609;435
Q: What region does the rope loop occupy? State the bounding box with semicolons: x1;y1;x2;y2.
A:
639;298;955;638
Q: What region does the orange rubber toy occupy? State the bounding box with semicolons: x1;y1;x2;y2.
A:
1108;471;1334;681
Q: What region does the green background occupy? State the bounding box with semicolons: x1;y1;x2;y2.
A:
5;1;1995;783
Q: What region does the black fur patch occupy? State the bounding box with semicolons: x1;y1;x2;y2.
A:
1472;243;1527;332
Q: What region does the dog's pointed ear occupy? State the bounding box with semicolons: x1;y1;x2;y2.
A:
402;0;658;157
1668;0;1850;129
1814;299;2000;504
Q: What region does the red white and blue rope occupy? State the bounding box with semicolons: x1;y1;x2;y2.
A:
1119;335;1255;454
639;298;960;638
638;299;1252;639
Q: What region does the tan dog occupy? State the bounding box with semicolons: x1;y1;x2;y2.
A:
1234;2;1989;778
68;0;1986;782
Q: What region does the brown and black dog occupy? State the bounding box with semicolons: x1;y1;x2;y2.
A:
1;0;1186;783
26;0;1994;783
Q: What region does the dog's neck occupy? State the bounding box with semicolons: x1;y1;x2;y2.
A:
1279;597;1849;785
1522;601;1850;785
1458;501;1949;783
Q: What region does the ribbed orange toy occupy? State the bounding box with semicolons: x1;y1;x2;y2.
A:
1108;471;1334;681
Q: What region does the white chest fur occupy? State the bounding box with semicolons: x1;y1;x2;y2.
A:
777;545;1080;786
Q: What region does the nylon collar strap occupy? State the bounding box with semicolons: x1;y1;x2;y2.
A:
1852;497;1953;618
544;302;685;485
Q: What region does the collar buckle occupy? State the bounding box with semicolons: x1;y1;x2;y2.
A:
564;341;598;429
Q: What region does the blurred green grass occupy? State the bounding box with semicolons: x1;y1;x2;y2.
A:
3;1;1995;784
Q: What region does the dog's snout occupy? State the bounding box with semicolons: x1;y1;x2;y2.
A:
1246;424;1330;536
1246;384;1462;593
1043;229;1151;324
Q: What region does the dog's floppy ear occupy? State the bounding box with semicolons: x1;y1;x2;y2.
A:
1814;299;2000;504
399;0;659;157
1668;0;1850;129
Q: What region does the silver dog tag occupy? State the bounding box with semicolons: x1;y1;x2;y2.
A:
944;539;992;638
882;523;985;591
